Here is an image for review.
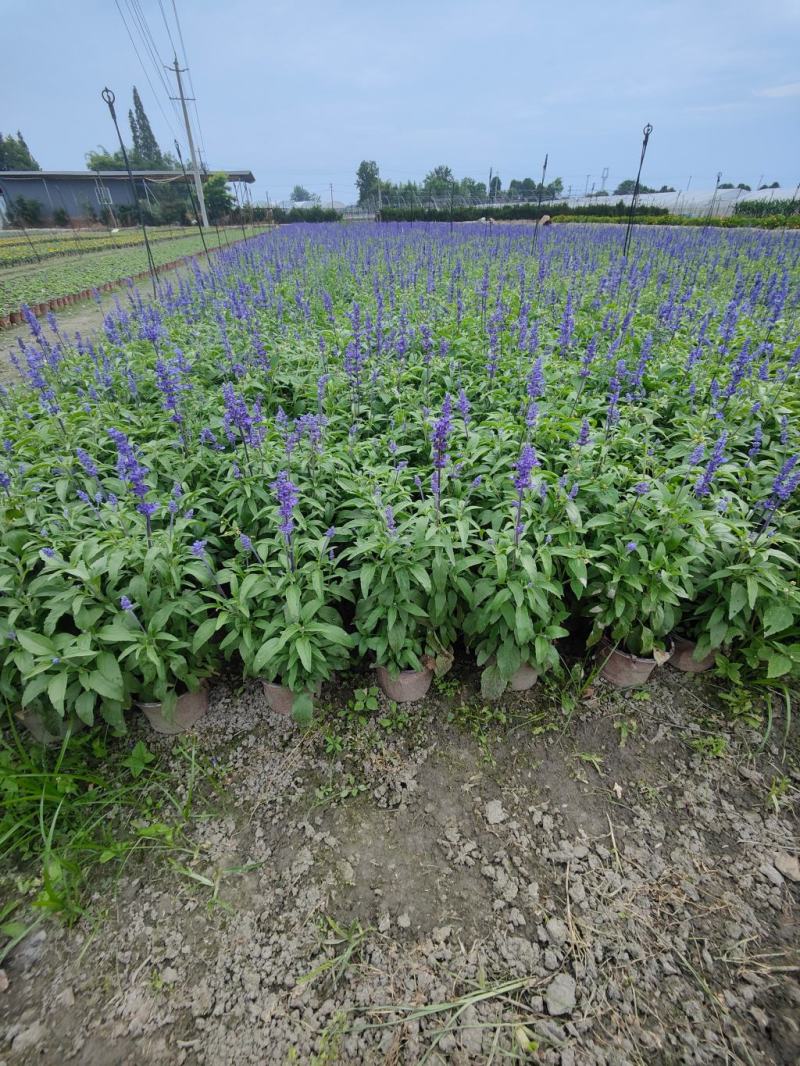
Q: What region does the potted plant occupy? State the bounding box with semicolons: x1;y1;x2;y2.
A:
344;501;447;702
203;472;355;723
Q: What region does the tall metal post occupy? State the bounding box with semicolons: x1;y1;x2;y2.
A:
169;57;209;228
174;139;208;255
622;123;653;258
101;87;157;296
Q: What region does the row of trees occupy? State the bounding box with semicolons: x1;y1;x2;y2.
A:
354;161;563;207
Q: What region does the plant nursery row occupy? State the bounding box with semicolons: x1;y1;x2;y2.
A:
1;222;799;734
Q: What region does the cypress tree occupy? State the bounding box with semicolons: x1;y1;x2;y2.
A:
128;109;142;160
131;87;163;168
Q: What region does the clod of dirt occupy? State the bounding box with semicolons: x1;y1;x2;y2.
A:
485;799;507;824
774;852;800;882
546;972;577;1016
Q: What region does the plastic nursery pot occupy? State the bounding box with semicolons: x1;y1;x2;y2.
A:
17;708;85;746
508;662;539;691
597;638;672;689
140;685;209;735
669;634;715;674
376;665;433;703
261;679;320;717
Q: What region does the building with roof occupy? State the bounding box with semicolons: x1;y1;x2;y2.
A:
0;169;255;225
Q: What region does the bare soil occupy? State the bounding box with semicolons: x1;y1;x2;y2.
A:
1;667;798;1065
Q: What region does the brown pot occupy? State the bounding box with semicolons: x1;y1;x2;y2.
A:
509;662;539;691
670;635;715;674
376;665;433;703
597;638;672;689
140;685;209;734
261;679;318;717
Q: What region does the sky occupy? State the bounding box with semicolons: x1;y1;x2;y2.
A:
2;0;799;204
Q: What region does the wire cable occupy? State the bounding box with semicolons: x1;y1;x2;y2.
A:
114;0;180;141
170;0;209;164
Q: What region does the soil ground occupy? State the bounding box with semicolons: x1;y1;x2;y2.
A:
1;666;798;1065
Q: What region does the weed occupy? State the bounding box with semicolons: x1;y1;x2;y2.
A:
765;775;795;814
311;774;367;810
614;718;638;747
575;751;604;775
447;701;508;762
433;674;460;699
340;687;380;729
0;708;217;941
689;733;728;758
377;702;409;734
300;916;370;989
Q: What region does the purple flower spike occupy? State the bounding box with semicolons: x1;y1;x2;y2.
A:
271;470;299;546
191;539;207;558
120;596;134;611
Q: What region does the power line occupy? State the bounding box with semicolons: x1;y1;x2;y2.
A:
170;0;208;164
126;0;183;127
156;0;178;57
114;0;179;141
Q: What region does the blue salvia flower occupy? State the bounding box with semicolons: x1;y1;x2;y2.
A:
577;419;591;448
625;541;637;553
384;506;396;535
271;470;299;554
780;416;789;446
694;432;728;497
748;425;763;463
687;443;705;466
526;357;545;400
457;387;470;428
633;481;650;496
512;443;539;545
431;393;453;512
120;596;134;611
75;448;99;478
191;540;207;559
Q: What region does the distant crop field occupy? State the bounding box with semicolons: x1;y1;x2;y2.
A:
0;227;266;318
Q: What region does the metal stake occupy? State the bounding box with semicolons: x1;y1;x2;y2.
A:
101;87;157;297
622;123;653;257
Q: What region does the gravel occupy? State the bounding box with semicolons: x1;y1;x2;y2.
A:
1;669;798;1065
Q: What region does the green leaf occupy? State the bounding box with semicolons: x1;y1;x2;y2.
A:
47;672;68;714
96;651;123;689
21;673;51;707
286;586;301;622
480;663;507;700
75;689;96;725
296;636;313;671
496;639;522;680
88;669;124;701
767;652;792;678
292;691;314;725
763;602;793;638
252;636;284;675
192;617;218;653
15;630;55;657
727;582;748;620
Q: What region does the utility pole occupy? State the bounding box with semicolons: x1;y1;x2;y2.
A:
601;166;609;192
329;182;334;210
169;56;209;228
488;166;493;205
377;167;382;220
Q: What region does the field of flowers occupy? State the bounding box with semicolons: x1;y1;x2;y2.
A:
0;226;201;268
0;227;266;320
1;221;799;733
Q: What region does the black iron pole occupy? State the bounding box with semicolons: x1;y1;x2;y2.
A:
101;87;157;297
622;123;653;258
174;139;209;256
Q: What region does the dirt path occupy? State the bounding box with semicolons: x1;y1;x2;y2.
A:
0;263;192;383
1;667;798;1065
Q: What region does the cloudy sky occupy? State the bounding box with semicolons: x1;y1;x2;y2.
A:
2;0;798;202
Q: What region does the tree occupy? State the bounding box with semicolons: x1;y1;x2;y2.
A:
290;184;313;202
718;183;734;190
737;183;751;191
355;160;380;205
423;165;455;197
658;185;675;193
0;130;40;171
130;87;163;167
613;179;656;196
489;174;502;200
203;172;233;221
